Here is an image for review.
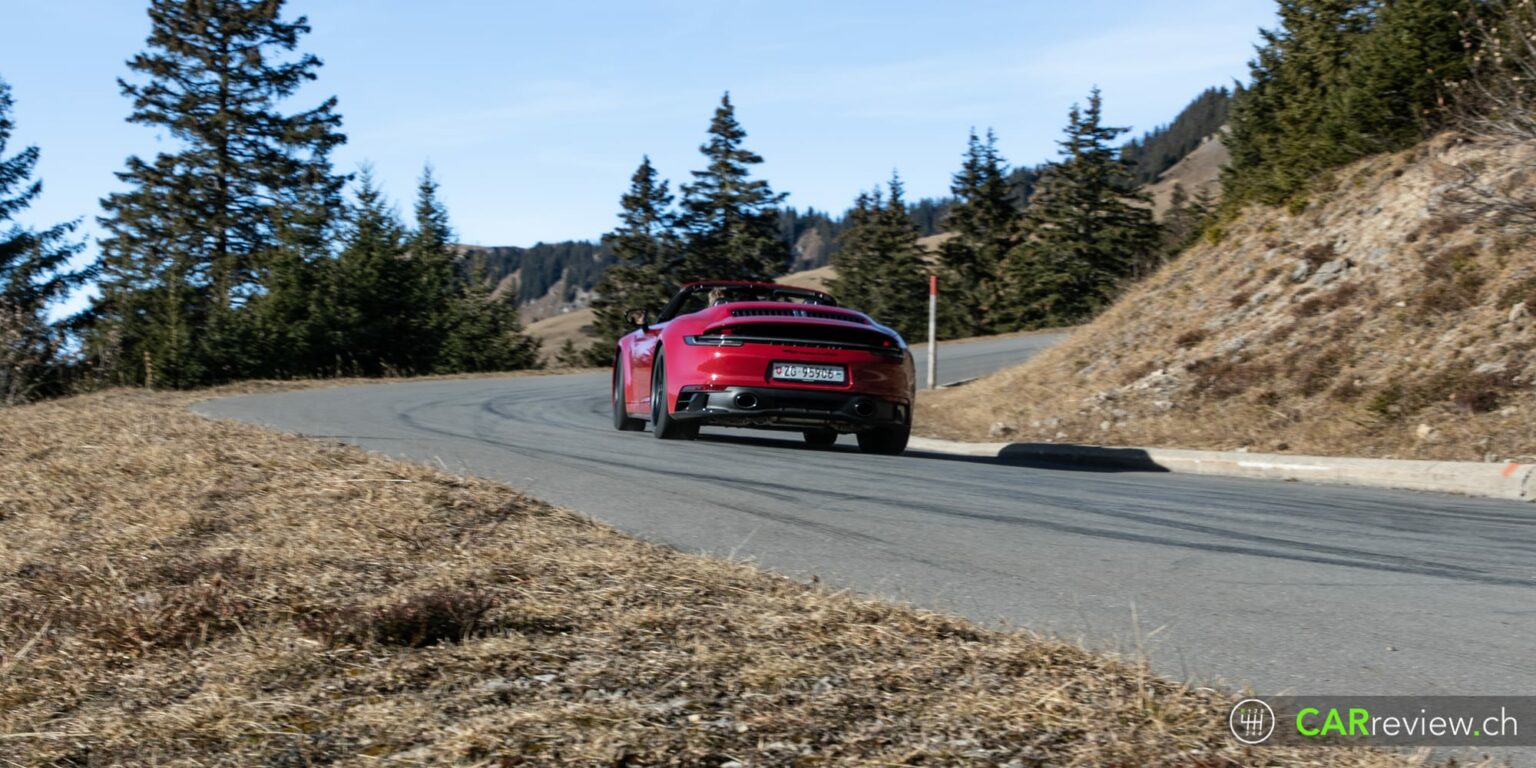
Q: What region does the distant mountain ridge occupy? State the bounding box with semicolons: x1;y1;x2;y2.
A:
472;87;1231;323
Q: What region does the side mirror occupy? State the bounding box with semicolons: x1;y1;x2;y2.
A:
624;308;650;329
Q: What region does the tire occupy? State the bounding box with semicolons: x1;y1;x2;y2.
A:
856;423;909;455
650;349;698;440
612;360;645;432
803;429;838;448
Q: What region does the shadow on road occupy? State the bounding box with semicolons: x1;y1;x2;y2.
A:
695;431;1168;474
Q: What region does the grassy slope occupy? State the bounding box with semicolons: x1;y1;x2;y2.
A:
919;136;1536;462
1146;131;1230;219
0;388;1418;766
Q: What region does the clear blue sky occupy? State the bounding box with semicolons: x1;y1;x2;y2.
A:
3;0;1276;290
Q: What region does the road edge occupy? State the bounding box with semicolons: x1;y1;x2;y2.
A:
907;437;1536;502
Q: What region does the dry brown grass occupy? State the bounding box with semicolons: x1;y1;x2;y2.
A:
0;390;1425;766
920;136;1536;463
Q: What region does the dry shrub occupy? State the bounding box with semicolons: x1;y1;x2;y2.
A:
1189;358;1274;399
1419;246;1487;314
1301;242;1336;265
1448;0;1536;230
1118;358;1159;385
1293;283;1363;318
302;586;495;648
1371;363;1517;418
1367;386;1405;419
1427;366;1518;415
1293;347;1350;398
1498;271;1536;309
1173;328;1208;347
1330;378;1366;402
1409;212;1471;242
5;551;255;657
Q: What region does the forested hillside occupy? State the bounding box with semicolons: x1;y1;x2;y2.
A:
1121;87;1231;185
455;241;613;310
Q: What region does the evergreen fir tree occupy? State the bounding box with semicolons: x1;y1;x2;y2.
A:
1341;0;1471;153
331;169;417;375
829;172;929;338
1222;0;1415;208
586;156;679;365
830;190;881;315
88;0;346;387
435;262;540;373
937;129;1016;337
553;338;586;368
0;79;89;404
1002;89;1160;328
244;238;336;378
407;165;460;372
1158;183;1216;260
677;93;789;282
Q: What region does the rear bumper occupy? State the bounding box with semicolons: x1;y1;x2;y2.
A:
673;386;909;433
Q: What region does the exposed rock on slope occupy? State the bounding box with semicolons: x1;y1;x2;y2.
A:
919;136;1536;462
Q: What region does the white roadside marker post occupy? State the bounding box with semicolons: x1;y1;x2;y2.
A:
927;274;938;390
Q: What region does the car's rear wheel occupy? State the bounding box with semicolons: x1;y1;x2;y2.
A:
856;423;909;455
803;429;838;448
612;359;645;431
650;349;698;440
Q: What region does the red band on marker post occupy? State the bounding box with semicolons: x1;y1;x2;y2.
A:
929;274;938;296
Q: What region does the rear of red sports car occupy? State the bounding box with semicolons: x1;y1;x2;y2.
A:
612;281;916;454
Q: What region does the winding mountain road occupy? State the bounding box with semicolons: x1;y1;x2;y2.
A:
196;333;1535;699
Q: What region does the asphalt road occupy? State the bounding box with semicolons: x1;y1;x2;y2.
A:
910;331;1069;386
196;336;1535;703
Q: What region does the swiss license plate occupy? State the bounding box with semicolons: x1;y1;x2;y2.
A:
771;362;846;383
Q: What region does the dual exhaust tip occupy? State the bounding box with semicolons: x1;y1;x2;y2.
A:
731;392;876;417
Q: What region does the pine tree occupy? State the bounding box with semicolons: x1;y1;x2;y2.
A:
1341;0;1471;153
1223;1;1389;209
435;263;541;373
553;338;586;368
829;172;929;338
408;165;460;372
418;170;541;374
244;238;336;378
937;129;1017;337
586;156;679;365
1158;182;1216;260
677;93;789;282
0;79;88;404
1002;89;1160;328
88;0;346;387
331;169;416;376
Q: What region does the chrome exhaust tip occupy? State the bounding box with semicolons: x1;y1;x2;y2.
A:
852;398;876;417
734;392;760;409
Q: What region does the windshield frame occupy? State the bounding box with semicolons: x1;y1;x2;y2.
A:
656;282;838;322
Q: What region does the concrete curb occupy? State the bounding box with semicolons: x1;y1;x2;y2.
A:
907;437;1536;502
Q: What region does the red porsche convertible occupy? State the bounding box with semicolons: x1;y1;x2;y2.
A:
611;281;915;454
